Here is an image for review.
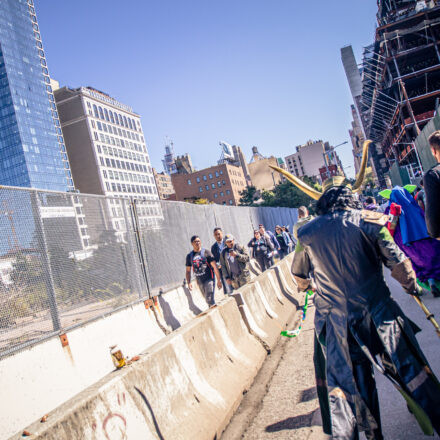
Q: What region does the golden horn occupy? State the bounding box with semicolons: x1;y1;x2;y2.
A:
269;165;322;201
352;140;372;192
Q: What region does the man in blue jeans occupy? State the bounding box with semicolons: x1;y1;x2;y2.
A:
211;227;232;294
186;235;222;307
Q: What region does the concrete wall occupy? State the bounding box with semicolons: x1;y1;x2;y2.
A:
6;255;300;439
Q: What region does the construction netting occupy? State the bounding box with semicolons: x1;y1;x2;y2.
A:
0;186;297;357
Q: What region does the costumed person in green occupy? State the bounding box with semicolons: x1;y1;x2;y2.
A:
270;141;440;440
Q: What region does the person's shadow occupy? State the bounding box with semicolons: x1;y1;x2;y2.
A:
158;293;181;330
182;283;203;315
265;410;315;432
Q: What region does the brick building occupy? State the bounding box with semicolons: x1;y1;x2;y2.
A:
171;164;246;205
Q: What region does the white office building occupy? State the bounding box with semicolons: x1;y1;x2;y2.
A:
54;86;160;231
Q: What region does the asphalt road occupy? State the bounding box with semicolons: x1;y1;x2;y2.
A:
225;269;440;440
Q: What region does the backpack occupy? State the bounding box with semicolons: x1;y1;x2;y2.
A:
190;249;210;277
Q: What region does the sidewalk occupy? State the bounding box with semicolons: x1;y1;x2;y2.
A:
223;270;440;440
223;298;328;440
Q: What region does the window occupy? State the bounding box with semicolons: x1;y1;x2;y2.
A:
211;183;215;189
93;104;98;118
226;190;231;195
196;177;200;183
220;170;223;175
217;181;221;187
104;108;110;121
98;106;104;119
97;145;101;153
199;187;203;193
109;111;115;124
222;180;226;185
220;191;224;196
214;193;218;198
229;200;233;205
203;175;207;181
187;179;192;185
215;171;219;177
205;185;209;191
209;173;213;179
103;170;107;178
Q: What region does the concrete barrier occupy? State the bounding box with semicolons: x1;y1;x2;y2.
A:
7;256;299;439
231;260;300;352
10;298;266;440
1;301;166;439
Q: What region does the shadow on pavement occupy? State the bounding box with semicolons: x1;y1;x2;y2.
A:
265;411;315;432
182;284;203;315
158;295;181;331
300;387;318;403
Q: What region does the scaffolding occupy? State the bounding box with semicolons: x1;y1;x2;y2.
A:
361;1;440;172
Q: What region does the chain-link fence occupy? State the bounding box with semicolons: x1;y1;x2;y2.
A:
0;186;297;358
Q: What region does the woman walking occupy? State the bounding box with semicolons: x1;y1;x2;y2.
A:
248;230;274;272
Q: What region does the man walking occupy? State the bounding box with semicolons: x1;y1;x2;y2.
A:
186;235;222;308
424;131;440;238
220;234;251;290
259;224;279;265
211;227;232;294
270;141;440;440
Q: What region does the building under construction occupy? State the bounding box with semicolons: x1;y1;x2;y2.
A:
344;0;440;186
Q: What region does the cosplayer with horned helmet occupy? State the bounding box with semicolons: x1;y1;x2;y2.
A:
270;141;440;440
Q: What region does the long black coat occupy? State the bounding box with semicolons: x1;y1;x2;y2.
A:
293;208;440;439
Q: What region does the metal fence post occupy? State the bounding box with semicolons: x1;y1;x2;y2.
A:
31;191;61;331
122;199;145;299
130;199;151;298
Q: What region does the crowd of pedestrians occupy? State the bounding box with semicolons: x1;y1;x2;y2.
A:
185;223;295;307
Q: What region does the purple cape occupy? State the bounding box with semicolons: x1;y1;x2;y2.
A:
385;201;440;282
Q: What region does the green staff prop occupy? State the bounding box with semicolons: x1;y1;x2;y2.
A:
281;290;313;338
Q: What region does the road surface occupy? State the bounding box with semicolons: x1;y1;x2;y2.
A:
223;269;440;440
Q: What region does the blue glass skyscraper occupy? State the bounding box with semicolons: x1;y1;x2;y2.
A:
0;0;74;191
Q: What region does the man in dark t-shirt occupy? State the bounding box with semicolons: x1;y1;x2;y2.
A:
186;235;222;307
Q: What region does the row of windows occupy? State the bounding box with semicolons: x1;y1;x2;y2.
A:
186;170;225;185
88;101;140;132
93;119;144;144
99;156;151;174
199;186;231;195
231;179;245;187
95;132;146;157
192;180;226;189
105;181;156;196
102;169;152;184
96;143;149;165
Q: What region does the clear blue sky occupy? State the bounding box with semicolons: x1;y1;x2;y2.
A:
36;0;378;179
